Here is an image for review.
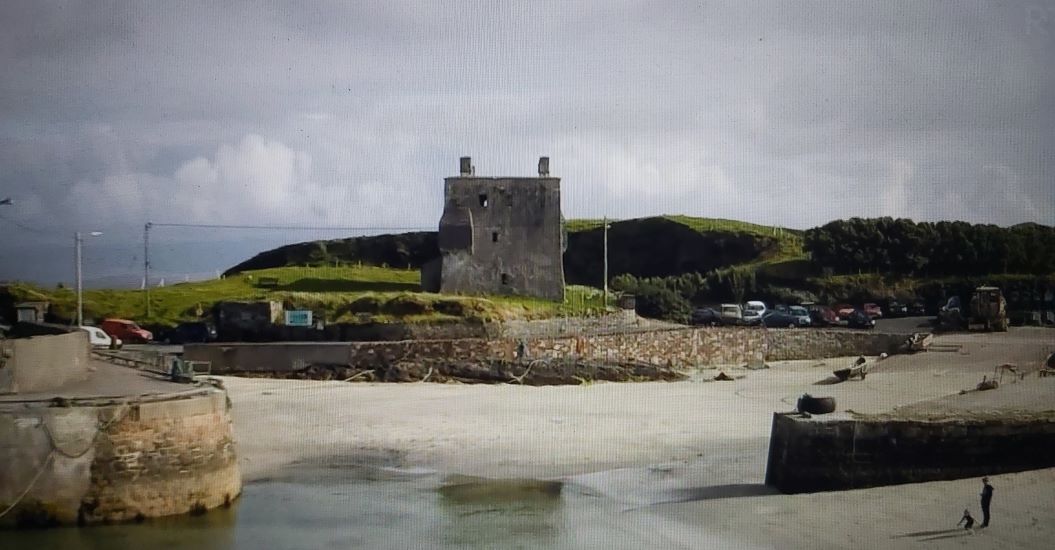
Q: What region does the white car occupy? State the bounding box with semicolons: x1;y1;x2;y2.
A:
743;301;767;325
719;303;743;324
79;326;121;348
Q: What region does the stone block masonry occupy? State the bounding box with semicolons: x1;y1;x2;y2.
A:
765;412;1055;493
0;331;91;394
186;327;912;374
437;157;566;301
525;327;768;367
763;330;909;361
0;389;241;528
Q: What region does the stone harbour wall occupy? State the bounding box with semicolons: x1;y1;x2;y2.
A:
186;327;910;374
765;412;1055;493
0;389;241;528
0;331;91;394
763;330;910;361
526;327;767;367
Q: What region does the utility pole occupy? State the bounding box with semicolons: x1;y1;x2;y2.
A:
603;216;609;310
144;222;152;318
75;232;82;326
75;231;102;327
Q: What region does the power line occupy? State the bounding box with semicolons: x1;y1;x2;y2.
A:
147;222;433;231
141;220;435;317
0;213;56;236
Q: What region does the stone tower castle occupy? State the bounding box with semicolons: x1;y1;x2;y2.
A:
426;156;565;301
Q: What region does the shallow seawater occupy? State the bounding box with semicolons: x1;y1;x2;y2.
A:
7;467;747;549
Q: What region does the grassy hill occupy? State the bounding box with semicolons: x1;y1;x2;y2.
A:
1;215;806;328
1;266;607;328
563;216;802;285
225;215;805;283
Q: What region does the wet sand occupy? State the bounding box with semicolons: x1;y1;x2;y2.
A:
220;328;1055;549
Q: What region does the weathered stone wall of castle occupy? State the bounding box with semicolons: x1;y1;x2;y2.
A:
0;389;240;528
439;175;565;301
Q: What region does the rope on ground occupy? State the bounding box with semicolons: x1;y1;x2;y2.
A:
41;402;132;459
0;450;55;519
508;360;539;385
342;370;375;382
1;397;154;519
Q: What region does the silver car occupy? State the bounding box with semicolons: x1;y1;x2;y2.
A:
787;306;812;327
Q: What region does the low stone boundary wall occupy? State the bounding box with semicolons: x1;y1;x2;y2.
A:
0;388;241;527
764;330;909;361
185;327;911;374
529;326;767;367
0;331;90;394
765;412;1055;493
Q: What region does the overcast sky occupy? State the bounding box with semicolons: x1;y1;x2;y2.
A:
1;1;1053;283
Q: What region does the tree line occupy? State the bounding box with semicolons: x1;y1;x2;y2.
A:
803;218;1055;277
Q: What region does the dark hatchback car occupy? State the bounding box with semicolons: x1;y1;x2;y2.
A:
160;322;217;344
691;307;723;326
761;310;802;328
887;301;909;318
845;309;876;329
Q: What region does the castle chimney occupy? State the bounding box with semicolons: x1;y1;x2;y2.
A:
460;156;473;176
538;156;550;177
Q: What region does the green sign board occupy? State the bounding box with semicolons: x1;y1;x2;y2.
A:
284;310;313;327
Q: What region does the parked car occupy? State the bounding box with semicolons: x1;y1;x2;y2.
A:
806;304;839;326
79;325;121;348
691;308;722;327
845;309;876;329
158;321;217;344
719;304;743;325
863;303;883;318
787;306;812;327
761;310;802;328
909;302;927;316
887;301;908;318
743;301;767;325
833;304;855;320
100;318;153;343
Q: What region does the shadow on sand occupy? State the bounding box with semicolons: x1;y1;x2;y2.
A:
892;528;975;541
668;483;780;503
920;531;974;541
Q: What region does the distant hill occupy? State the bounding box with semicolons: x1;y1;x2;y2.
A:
224;216;805;282
225;232;439;275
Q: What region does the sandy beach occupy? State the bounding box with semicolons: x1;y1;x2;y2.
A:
220;328;1055;549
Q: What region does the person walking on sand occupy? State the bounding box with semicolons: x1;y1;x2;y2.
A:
980;477;994;527
958;509;975;530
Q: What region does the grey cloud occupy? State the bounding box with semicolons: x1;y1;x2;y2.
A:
0;1;1052;283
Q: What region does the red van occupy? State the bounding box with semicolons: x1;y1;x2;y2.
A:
100;318;153;343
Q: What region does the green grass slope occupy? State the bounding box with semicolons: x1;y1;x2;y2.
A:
226;215;805;281
2;266;607;328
